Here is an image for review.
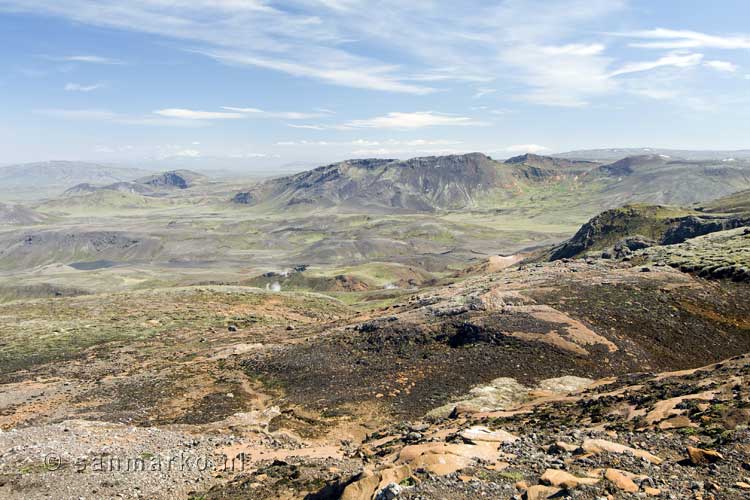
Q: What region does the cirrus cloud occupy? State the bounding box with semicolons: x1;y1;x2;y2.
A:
343;111;486;129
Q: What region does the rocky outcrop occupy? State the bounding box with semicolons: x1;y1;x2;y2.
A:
135;170;204;189
64;170;206;197
504;153;598;170
231;191;256;204
662;215;750;244
550;203;750;261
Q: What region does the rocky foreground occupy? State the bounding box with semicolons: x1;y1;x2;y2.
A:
201;354;750;499
0;244;749;499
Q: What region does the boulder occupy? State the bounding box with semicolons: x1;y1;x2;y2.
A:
685;446;724;465
605;468;639;493
540;469;599;489
341;470;380;500
459;426;518;444
375;483;402;500
548;441;580;454
377;465;411;491
523;485;562;500
582;438;663;464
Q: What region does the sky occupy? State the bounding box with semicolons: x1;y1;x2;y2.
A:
1;0;749;170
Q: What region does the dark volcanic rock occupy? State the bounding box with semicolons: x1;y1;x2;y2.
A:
662;215;750;244
136;170;203;189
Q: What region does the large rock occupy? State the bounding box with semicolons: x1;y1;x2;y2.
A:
377;465;411;490
540;469;599;489
523;485;563;500
582;438;663;464
340;470;380;500
685;446;724;465
397;442;499;475
605;468;639;493
459;426;518;444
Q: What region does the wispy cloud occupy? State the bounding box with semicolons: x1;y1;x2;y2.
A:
617;28;750;50
0;0;620;101
47;54;123;64
64;82;105;92
609;52;704;77
154;108;245;120
222;106;329;120
287;124;328;130
203;51;434;94
704;60;738;73
506;144;550;154
343;112;486;130
275;138;463;147
152;106;331;121
33;108;207;127
5;1;745;110
286;111;486;131
472;87;497;99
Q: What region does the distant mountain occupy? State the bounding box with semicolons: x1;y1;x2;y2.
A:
135;170;206;189
504;153;599;170
233;153;523;211
592;155;750;206
64;182;153;196
232;152;750;212
64;170;207;197
555;148;750;162
0;161;151;189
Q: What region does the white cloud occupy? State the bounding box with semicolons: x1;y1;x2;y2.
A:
173;149;201;157
472;87;497;99
51;54;123;64
274;138;462;147
221;106;327;119
609;52;704;77
506;144;550;154
287;124;327;130
704;60;738;73
540;43;606;56
33;108;208;127
344;112;485;129
630;87;678;100
0;0;625;101
204;51;434;94
350;147;466;157
65;82;104;92
5;0;740;111
500;43;615;107
316;0;359;11
154;108;244;120
618;28;750;50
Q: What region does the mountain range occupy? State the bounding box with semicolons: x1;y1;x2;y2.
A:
231;152;750;212
554;148;750;162
63;169;207;197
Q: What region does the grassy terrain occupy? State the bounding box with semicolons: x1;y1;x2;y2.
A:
0;286;352;375
639;226;750;281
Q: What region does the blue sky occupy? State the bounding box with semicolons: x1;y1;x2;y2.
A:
1;0;749;169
